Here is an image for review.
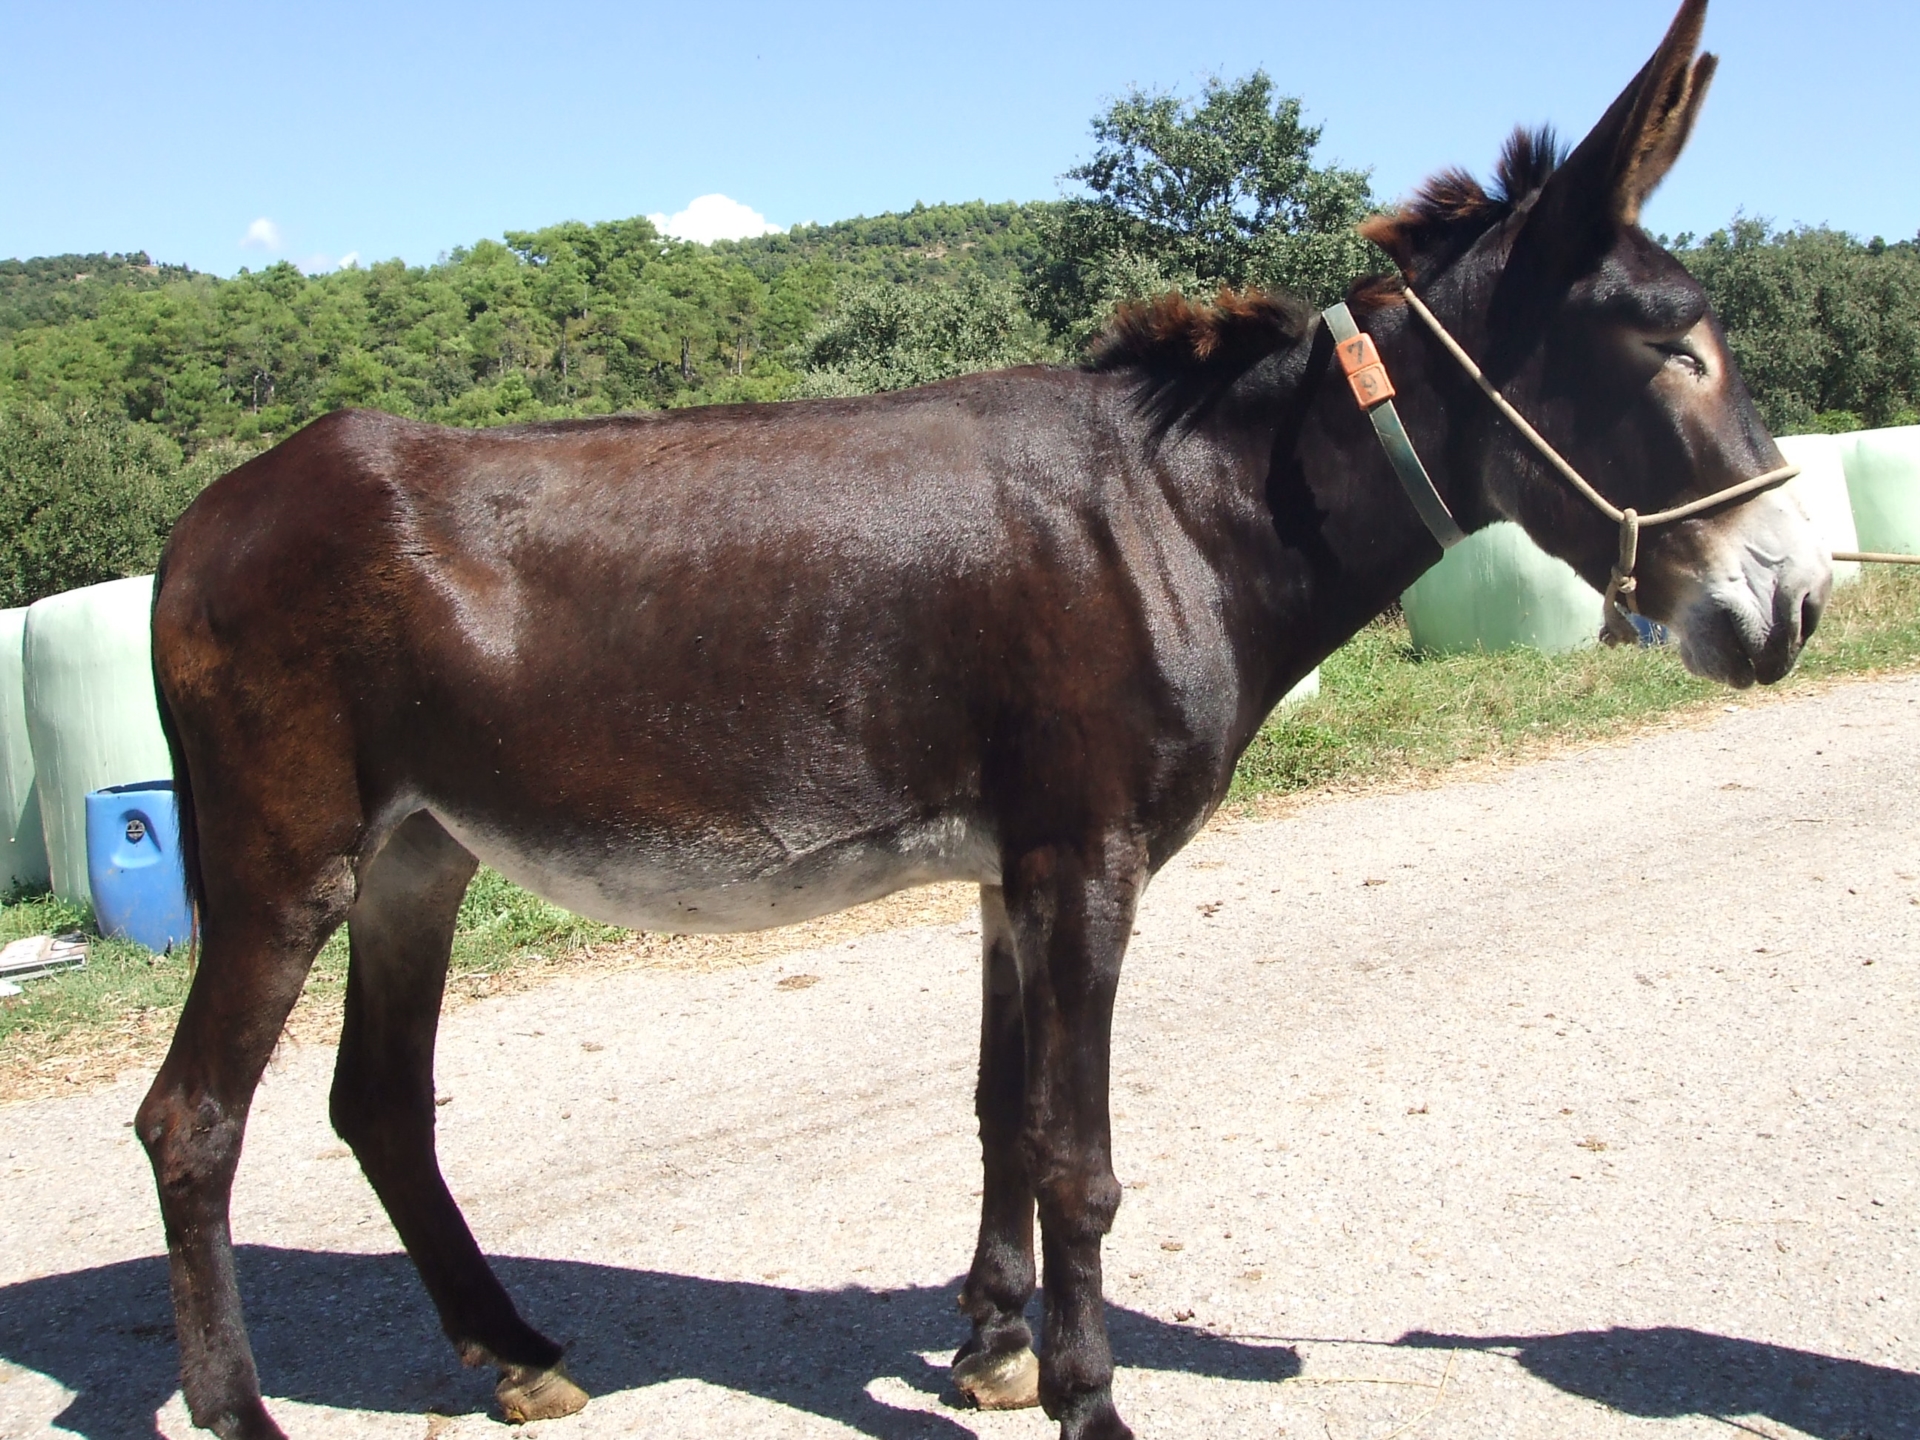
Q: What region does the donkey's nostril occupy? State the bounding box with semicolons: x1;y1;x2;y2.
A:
1801;591;1824;646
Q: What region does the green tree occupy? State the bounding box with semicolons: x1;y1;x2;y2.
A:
1029;72;1382;345
0;404;248;608
794;273;1058;396
1674;220;1920;432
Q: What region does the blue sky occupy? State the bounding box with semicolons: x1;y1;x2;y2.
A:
3;0;1914;275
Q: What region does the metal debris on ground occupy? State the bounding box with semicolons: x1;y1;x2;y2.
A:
0;933;90;989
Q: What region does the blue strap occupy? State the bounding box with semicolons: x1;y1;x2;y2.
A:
1323;302;1466;550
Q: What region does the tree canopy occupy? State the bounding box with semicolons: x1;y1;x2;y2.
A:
1670;220;1920;432
1027;72;1383;343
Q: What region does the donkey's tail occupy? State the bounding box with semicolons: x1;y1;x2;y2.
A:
149;552;206;958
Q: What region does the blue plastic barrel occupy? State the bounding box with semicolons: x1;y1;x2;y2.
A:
86;781;191;953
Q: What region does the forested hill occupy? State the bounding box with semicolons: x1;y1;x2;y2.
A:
724;201;1052;285
0;252;200;342
0;201;1062;454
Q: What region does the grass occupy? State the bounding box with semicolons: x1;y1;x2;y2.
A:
3;567;1918;1081
0;890;165;1055
1233;566;1920;802
0;865;623;1066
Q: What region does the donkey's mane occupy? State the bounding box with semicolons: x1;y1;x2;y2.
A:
1089;127;1567;432
1090;287;1313;370
1088;288;1314;432
1356;126;1567;294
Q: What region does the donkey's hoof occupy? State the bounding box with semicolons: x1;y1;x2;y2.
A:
953;1346;1041;1410
496;1362;590;1424
201;1397;288;1440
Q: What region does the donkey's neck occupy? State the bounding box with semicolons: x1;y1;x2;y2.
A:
1215;309;1471;720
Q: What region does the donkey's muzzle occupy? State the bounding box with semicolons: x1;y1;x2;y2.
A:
1674;532;1832;688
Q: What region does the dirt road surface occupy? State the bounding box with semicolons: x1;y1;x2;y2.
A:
4;676;1918;1439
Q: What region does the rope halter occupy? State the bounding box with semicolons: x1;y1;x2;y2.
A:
1324;286;1801;646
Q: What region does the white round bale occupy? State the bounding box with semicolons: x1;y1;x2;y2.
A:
0;608;50;894
23;577;173;905
1774;434;1860;587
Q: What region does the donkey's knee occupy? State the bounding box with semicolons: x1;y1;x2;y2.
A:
1028;1150;1123;1244
137;1079;248;1210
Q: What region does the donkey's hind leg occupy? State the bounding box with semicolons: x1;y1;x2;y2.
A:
327;811;587;1424
952;884;1042;1410
137;856;354;1440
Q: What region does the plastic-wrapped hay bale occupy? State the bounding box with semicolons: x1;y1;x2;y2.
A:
0;608;50;894
23;576;174;905
1401;521;1604;655
1279;668;1320;706
1773;435;1860;587
1843;426;1920;556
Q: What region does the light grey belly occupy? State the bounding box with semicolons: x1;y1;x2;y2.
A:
429;808;1000;933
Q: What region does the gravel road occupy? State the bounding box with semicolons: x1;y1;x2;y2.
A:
4;676;1918;1440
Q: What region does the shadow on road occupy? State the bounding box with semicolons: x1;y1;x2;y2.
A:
1400;1327;1920;1439
0;1246;1299;1438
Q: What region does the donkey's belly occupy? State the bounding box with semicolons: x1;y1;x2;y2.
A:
429;807;1000;934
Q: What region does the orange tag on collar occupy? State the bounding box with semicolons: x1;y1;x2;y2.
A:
1335;332;1396;409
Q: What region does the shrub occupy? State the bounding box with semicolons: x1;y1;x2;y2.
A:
0;403;249;609
1676;221;1920;432
794;273;1057;396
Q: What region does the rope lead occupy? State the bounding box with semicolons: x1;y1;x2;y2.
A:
1602;509;1643;647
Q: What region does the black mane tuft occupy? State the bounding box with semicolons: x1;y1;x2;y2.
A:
1357;126;1570;292
1088;288;1314;434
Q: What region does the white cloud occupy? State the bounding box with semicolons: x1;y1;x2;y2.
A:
295;250;361;275
240;216;283;252
646;194;782;244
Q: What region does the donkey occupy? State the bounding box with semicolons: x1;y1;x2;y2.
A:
138;3;1826;1436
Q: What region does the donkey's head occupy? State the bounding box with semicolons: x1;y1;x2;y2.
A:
1361;0;1830;686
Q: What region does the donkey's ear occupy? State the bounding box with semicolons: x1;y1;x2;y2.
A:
1532;0;1718;235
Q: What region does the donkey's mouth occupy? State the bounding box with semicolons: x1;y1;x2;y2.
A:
1676;615;1763;688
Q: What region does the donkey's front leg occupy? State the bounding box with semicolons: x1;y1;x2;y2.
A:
1003;836;1144;1440
953;884;1041;1409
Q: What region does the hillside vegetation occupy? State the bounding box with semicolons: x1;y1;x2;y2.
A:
1;73;1916;608
0;203;1055;451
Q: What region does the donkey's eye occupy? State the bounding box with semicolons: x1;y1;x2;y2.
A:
1653;340;1707;377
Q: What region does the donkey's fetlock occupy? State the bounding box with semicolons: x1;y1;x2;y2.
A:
1054;1388;1134;1440
457;1339;587;1424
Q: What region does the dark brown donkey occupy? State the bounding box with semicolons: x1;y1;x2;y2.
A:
139;4;1827;1436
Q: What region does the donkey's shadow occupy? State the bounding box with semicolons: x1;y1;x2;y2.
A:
0;1246;1299;1438
1400;1327;1920;1439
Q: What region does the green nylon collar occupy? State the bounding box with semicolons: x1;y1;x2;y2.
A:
1322;302;1466;550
